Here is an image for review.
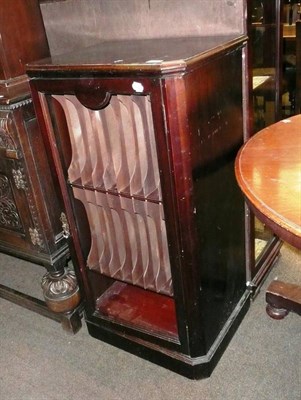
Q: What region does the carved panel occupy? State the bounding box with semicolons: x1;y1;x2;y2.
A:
0;105;46;249
0;112;18;152
0;99;32;154
0;173;23;232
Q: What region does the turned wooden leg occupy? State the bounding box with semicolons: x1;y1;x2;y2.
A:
266;280;301;320
41;266;82;334
60;304;84;334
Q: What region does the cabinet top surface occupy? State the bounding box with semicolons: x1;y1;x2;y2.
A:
27;35;246;77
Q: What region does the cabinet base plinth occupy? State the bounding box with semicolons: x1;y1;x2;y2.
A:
86;291;250;379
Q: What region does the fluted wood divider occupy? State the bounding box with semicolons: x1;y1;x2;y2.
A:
53;94;173;296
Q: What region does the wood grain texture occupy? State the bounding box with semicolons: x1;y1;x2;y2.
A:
266;279;301;318
0;0;49;80
235;115;301;249
40;0;245;56
267;279;301;304
27;35;246;77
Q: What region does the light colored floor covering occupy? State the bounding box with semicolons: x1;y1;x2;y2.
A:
0;244;300;400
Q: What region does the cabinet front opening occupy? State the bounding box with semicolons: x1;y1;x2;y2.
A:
44;92;177;339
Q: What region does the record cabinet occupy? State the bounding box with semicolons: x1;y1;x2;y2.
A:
27;34;280;378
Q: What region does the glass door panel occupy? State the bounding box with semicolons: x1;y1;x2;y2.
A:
248;0;282;269
250;0;282;131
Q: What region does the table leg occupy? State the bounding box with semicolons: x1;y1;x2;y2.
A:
266;280;301;319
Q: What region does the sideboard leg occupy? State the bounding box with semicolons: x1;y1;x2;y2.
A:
41;257;82;333
60;304;84;334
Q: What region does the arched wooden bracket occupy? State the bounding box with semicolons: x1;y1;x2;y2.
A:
75;89;112;110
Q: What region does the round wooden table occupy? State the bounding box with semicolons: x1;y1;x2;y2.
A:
235;115;301;319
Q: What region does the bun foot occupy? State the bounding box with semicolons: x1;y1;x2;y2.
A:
266;279;301;320
266;304;289;320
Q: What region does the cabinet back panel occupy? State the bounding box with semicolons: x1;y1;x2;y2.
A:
41;0;244;56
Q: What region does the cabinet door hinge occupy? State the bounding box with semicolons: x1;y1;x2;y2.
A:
246;281;258;297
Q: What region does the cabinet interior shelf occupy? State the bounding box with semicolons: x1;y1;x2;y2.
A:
95;281;179;341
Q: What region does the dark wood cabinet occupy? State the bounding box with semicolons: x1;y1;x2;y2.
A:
0;0;82;332
0;100;68;265
0;0;49;104
27;33;281;378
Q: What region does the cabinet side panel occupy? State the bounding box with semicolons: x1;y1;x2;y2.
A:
188;48;246;350
163;47;247;356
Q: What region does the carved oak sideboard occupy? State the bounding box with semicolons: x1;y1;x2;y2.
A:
0;0;82;332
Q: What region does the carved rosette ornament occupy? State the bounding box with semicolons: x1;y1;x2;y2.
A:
60;212;70;238
28;227;44;247
12;168;27;190
41;268;81;314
